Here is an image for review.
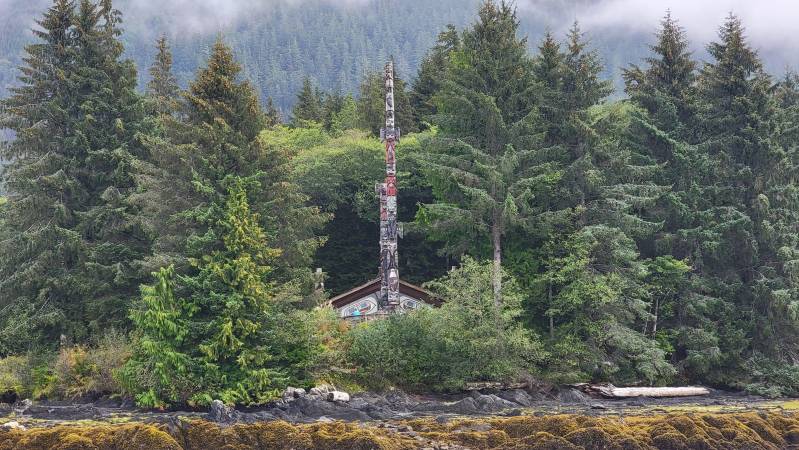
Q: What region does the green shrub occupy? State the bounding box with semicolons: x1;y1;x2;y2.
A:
0;355;32;400
347;257;545;391
744;354;799;398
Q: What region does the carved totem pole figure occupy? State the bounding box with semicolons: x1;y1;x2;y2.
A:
377;61;400;311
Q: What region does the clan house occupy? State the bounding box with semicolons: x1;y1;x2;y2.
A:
328;62;439;320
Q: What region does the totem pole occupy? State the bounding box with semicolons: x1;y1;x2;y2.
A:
377;61;400;311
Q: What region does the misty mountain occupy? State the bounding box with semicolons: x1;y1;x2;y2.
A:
0;0;797;115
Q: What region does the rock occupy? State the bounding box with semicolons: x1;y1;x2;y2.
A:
397;424;413;432
12;399;32;415
2;421;25;431
316;416;333;423
449;397;478;414
496;389;533;407
309;384;335;397
435;415;449;424
282;387;306;400
472;393;517;412
590;403;608;410
558;389;590;404
327;391;350;402
208;399;238;423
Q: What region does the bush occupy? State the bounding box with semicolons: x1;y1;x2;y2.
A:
0;355;33;401
347;257;545;391
744;354;799;398
53;331;132;400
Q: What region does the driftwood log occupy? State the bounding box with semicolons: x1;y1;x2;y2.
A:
574;383;710;399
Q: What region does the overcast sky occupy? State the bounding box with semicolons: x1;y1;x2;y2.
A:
551;0;798;52
1;0;797;73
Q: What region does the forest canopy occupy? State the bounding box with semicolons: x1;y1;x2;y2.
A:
2;0;799;406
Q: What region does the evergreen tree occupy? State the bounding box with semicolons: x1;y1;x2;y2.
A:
356;67;417;136
72;0;151;334
620;12;724;379
124;180;284;406
692;15;799;382
292;77;322;124
187;179;284;404
0;0;149;346
264;96;282;127
0;0;77;353
532;31;564;148
321;92;344;132
411;24;461;122
146;34;180;117
417;1;548;307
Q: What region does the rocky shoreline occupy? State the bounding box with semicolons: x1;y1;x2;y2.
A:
0;385;786;428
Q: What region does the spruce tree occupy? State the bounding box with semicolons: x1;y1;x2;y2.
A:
146;34;180;117
620;12;725;378
691;14;797;383
264;96;282;127
0;0;149;345
532;31;565;148
356;67;417;136
292;77;322;124
411;24;461;122
417;1;550;307
0;0;77;352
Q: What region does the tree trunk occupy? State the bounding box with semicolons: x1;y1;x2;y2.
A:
548;282;554;339
652;297;660;336
491;221;502;308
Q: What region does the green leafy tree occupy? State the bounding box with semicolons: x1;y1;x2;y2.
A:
348;257;544;391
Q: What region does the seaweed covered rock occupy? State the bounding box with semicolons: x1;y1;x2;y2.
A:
2;411;799;449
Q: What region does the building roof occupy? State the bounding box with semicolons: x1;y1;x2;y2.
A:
328;278;441;309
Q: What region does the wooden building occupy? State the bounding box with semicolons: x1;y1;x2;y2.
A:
328;278;439;319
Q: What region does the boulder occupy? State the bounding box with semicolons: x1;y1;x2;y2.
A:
208;400;238;423
2;421;25;431
282;387;306;400
12;399;32;415
309;384;335;397
327;391;350;402
496;389;533;407
472;393;517;412
558;388;590;404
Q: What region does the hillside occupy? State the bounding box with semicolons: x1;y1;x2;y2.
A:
1;0;797;116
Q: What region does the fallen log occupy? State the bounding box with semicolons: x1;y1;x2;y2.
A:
573;383;710;399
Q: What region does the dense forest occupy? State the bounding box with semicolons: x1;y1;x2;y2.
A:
2;0;799;408
1;0;796;118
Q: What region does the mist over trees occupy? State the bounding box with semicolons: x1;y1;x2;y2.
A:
3;0;799;406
